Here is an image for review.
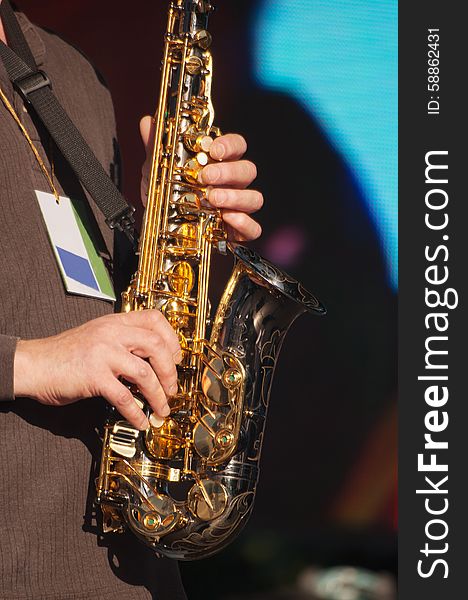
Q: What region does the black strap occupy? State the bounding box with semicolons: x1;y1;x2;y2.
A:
0;0;35;68
0;0;136;244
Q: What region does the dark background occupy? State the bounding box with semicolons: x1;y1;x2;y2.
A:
14;1;397;597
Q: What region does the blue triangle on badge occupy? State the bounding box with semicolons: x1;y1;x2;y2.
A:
56;246;100;291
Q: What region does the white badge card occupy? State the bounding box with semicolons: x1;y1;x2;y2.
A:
35;190;116;302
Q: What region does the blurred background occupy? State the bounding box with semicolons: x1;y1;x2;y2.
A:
15;1;397;598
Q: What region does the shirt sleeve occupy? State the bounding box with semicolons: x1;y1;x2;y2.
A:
0;335;18;402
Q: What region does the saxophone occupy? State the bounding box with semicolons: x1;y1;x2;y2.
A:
96;0;325;560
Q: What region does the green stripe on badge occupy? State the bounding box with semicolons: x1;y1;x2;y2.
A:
71;200;116;300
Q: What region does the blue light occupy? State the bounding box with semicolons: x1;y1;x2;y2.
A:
254;0;398;288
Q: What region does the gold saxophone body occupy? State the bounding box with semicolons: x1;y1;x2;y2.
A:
96;0;325;560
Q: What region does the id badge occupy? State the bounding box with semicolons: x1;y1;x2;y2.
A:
35;190;116;302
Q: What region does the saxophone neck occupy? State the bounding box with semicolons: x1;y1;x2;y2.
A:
132;0;218;301
179;0;214;24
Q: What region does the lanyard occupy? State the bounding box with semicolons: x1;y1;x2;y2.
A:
0;0;137;245
0;83;60;202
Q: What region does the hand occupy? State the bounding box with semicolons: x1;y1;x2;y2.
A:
140;116;263;242
13;311;181;431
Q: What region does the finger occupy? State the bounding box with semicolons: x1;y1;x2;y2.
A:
140;116;156;207
119;352;170;419
200;160;257;188
140;178;148;207
208;188;264;214
118;310;182;363
209;133;247;161
117;327;178;396
222;210;262;242
102;377;149;430
139;115;155;152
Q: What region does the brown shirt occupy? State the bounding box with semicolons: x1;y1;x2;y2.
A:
0;13;186;600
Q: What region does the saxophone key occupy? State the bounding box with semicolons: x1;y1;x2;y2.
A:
187;479;228;521
172;222;198;248
183;125;213;153
182;153;209;185
109;422;140;459
162;299;193;331
185;55;204;75
167;261;195;296
172;191;201;213
193;29;212;50
149;413;166;429
193;412;236;461
142;512;162;531
145;417;184;460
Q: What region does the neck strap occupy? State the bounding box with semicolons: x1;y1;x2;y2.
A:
0;0;137;245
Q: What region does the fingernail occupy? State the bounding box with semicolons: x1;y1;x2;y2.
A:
173;350;183;364
203;165;220;184
170;383;178;395
161;404;171;417
139;417;150;431
211;189;227;207
134;397;145;410
211;143;225;160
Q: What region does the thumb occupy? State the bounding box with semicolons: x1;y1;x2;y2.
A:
139;115;155;152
